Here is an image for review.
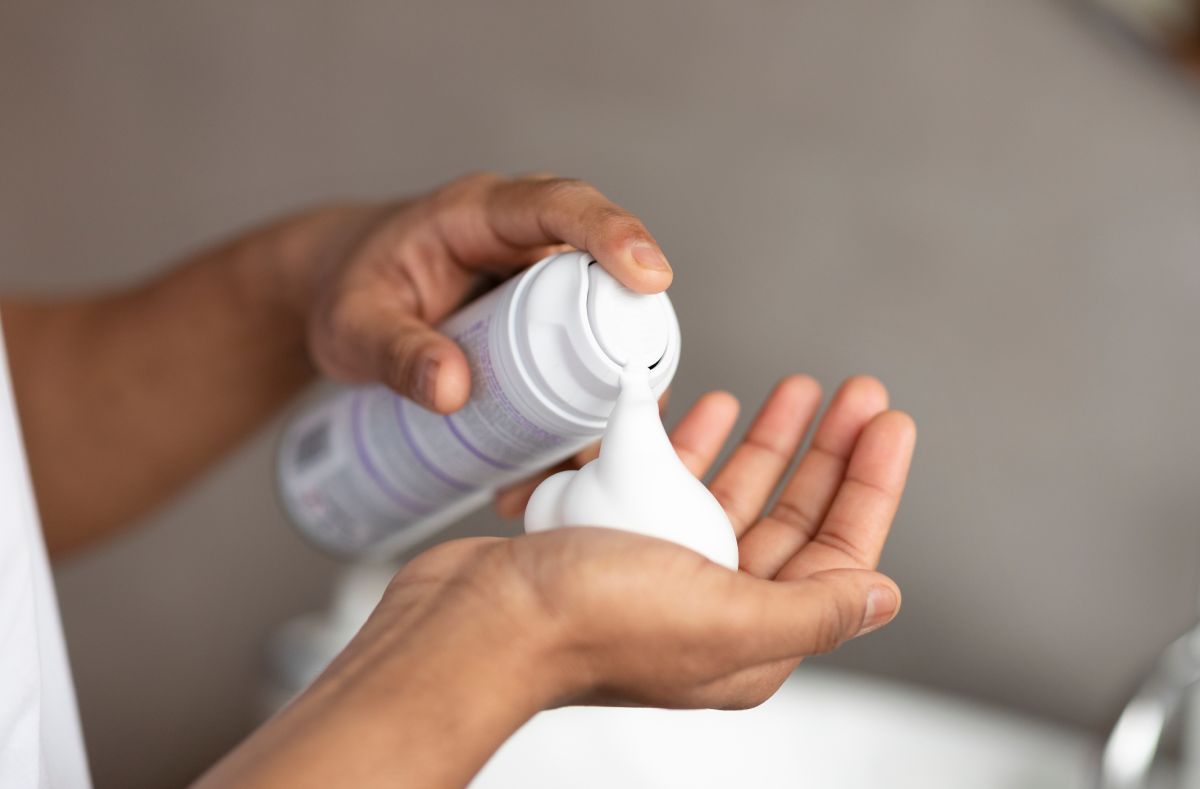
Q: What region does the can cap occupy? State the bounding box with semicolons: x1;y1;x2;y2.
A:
509;251;680;431
585;264;670;368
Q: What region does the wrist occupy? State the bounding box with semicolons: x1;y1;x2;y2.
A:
365;554;574;717
201;612;558;789
200;543;581;788
291;555;569;786
231;202;386;322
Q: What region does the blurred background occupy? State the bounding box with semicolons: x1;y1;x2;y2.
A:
4;0;1200;786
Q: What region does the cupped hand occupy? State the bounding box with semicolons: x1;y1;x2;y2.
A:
216;377;915;787
369;375;915;710
298;172;672;413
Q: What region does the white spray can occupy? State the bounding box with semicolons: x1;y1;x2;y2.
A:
276;251;681;558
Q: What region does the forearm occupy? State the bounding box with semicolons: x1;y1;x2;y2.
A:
195;592;559;788
1;205;377;555
1;172;676;556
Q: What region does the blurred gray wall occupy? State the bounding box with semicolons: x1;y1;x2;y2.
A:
4;1;1200;786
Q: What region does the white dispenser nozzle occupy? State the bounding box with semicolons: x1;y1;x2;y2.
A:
585;264;670;369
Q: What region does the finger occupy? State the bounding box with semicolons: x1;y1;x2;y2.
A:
667;391;740;477
776;411;916;580
719;568;901;665
483;176;673;294
705;376;822;537
514;170;559;182
737;376;888;579
318;290;472;413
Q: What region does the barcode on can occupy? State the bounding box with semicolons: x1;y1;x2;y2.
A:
294;421;331;471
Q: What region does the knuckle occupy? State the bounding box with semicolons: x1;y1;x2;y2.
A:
814;526;871;567
585;203;634;227
813;596;855;654
542;176;593;200
584;207;648;245
768;499;820;540
309;298;371;381
326;296;366;341
384;334;423;383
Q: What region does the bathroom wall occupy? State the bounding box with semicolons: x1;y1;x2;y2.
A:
4;1;1200;786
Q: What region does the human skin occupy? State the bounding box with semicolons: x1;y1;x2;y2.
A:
197;375;914;788
2;172;672;554
2;172;915;786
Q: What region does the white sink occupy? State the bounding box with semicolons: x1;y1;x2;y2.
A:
475;668;1095;789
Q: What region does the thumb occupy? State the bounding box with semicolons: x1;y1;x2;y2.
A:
378;318;471;413
728;568;901;662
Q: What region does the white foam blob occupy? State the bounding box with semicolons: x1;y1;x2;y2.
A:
524;364;740;570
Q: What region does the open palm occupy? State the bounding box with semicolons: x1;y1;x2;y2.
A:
211;376;913;789
387;374;915;710
567;374;915;708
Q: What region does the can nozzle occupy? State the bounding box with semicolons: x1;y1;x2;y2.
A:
585;263;670;369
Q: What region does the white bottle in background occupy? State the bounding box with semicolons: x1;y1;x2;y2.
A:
276;251;681;558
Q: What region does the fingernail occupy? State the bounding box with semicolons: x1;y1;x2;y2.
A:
631;244;671;273
415;357;440;409
858;586;899;636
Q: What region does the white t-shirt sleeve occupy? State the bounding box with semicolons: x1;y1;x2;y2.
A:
0;322;92;788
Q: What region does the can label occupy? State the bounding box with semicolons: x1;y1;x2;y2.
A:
279;292;580;554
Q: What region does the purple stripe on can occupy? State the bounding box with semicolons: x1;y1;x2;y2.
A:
444;414;518;471
394;398;474;493
351;394;428;515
